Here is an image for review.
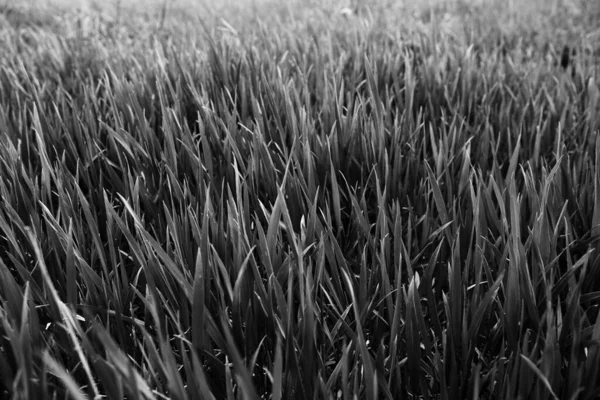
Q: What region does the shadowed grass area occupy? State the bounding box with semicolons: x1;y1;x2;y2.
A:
0;1;600;399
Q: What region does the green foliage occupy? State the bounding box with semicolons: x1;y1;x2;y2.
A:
1;2;600;399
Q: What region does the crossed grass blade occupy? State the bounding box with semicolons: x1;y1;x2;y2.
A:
340;267;378;400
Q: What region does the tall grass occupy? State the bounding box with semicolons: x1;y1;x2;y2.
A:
0;2;600;399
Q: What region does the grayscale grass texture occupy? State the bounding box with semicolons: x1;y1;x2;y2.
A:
0;0;600;399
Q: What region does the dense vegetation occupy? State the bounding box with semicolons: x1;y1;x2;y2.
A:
1;1;600;398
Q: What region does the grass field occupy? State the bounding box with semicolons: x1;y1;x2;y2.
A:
1;0;600;399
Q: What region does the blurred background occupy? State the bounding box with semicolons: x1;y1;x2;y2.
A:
2;0;598;41
1;0;599;72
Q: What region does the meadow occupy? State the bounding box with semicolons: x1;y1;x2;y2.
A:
1;0;600;398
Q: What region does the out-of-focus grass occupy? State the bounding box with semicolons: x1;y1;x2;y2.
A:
1;0;600;399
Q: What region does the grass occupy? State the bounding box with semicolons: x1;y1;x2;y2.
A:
0;0;600;398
